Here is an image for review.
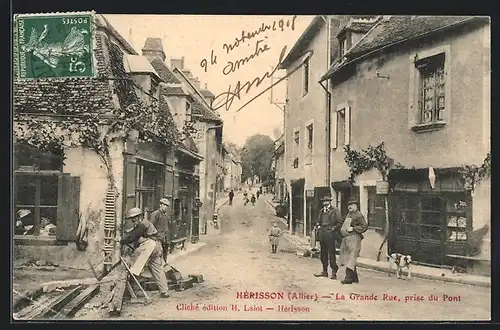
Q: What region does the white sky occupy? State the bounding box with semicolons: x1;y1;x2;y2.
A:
105;15;314;147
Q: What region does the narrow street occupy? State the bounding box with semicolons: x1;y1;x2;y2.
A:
76;193;491;321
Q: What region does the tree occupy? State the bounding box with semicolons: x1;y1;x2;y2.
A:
240;134;275;184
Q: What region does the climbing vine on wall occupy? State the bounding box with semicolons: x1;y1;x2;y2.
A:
458;153;491;191
344;142;403;183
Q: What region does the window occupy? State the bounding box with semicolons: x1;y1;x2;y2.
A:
417;53;445;124
339;36;348;57
366;187;386;229
303;58;309;96
305;123;313;165
135;160;163;219
391;190;471;243
409;46;450;132
334;104;350;148
14;143;80;241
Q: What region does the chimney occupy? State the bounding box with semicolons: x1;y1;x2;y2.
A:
142;37;166;62
170;57;185;70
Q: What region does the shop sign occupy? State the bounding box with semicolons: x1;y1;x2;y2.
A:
376;181;389;194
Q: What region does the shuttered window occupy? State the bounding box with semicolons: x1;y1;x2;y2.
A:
14;172;80;241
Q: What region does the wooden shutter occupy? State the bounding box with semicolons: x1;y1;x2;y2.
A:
56;174;81;241
124;155;136;211
344;106;351;146
331;110;338;149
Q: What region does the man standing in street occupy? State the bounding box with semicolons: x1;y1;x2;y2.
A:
314;196;342;280
339;197;368;284
118;207;170;298
229;189;234;206
149;198;170;263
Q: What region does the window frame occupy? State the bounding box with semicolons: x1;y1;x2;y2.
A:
302;57;310;97
332;102;351;149
408;44;451;133
14;171;60;237
304;120;314;165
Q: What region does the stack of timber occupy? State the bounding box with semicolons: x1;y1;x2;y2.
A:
13;284;100;320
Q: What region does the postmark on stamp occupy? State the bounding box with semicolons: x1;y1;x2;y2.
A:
14;12;94;79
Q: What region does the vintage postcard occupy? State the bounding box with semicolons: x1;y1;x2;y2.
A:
12;13;491;321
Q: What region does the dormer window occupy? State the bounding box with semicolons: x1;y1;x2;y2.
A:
339;33;351;58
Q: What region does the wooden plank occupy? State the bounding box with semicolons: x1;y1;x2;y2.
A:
108;267;128;317
53;284;100;319
25;285;85;319
14;293;54;320
126;281;138;300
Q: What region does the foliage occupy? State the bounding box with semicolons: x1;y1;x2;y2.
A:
458;153;491;191
241;134;275;183
344;142;400;182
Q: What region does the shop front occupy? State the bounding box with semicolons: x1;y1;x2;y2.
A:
388;168;474;267
172;146;203;246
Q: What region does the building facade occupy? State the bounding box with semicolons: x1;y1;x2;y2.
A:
279;15;353;237
273;134;286;203
168;58;224;235
13;15;202;268
320;16;490;273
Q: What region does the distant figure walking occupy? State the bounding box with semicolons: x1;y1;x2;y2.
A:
256;190;261;199
243;190;248;200
268;220;282;254
229;189;234;206
250;194;256;206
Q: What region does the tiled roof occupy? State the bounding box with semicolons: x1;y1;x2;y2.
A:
142;37;164;51
100;15;138;55
348;16;476;58
164;85;189;96
200;89;215;98
150;58;182;84
320;15;482;81
347;21;375;33
13;28;123;115
192;100;221;122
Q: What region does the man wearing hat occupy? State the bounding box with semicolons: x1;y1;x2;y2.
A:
150;198;171;262
118;207;170;298
339;197;368;284
314;196;342;279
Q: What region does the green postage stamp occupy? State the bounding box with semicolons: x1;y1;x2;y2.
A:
15;12;94;79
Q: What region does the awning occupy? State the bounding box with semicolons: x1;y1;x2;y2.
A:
176;146;203;162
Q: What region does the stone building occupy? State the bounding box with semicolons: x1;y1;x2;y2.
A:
13;14;201;268
319;16;490;273
279;15;373;237
168;57;224;235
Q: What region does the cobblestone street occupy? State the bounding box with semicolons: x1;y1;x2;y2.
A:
76;193;491;321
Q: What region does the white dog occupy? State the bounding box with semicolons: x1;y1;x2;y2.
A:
387;253;412;280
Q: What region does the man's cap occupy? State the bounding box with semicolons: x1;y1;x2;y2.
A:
160;198;170;206
321;196;333;202
125;207;143;219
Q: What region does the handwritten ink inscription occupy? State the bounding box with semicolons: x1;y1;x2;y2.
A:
199;15;298;112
